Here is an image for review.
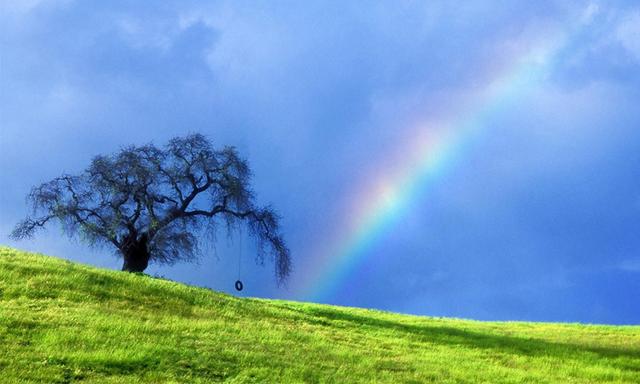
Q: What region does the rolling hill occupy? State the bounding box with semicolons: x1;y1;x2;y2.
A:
0;247;638;383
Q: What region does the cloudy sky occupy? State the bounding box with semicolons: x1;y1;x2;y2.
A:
1;1;639;324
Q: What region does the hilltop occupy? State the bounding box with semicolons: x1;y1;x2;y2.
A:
0;247;638;383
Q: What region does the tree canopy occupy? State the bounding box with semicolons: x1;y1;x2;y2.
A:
11;134;291;284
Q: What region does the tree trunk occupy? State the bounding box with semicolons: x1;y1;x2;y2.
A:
121;233;150;272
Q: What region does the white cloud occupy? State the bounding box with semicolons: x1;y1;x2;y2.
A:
615;10;640;62
0;0;73;17
617;259;640;272
581;2;600;24
115;17;172;51
0;0;47;15
114;12;206;52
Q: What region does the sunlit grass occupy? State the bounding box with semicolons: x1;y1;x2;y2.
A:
1;247;638;383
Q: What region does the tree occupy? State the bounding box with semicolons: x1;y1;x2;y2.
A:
11;134;291;284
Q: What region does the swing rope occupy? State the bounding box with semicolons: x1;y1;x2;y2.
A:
234;225;244;292
237;225;242;279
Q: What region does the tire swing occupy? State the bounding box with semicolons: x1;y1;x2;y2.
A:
234;226;244;292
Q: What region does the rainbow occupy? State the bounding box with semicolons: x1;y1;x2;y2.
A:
297;13;591;302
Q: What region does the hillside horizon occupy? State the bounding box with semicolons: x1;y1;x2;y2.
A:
1;247;638;383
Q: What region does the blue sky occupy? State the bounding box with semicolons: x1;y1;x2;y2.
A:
1;0;639;324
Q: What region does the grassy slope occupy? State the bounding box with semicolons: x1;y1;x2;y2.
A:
0;247;638;384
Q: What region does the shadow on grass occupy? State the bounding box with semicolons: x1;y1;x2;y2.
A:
300;307;640;367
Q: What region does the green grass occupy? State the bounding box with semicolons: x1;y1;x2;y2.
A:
0;247;638;383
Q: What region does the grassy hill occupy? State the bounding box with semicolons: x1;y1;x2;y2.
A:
0;247;638;383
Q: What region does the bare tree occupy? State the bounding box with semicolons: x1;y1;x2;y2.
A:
11;134;291;284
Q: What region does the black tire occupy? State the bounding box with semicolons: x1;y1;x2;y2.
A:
235;280;244;291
